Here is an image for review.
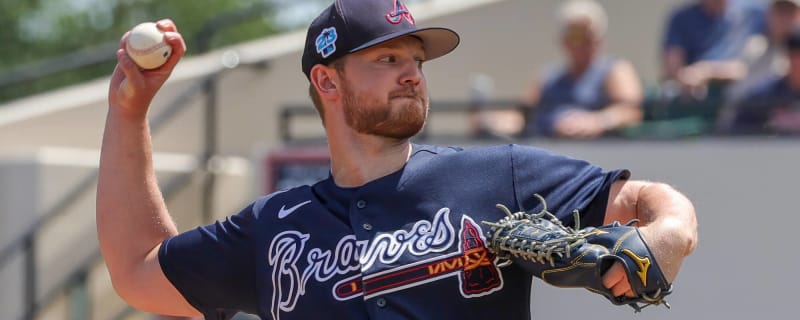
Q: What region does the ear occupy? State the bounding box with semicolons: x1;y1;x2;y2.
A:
310;64;339;99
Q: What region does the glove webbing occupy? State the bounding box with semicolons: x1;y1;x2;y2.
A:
483;194;592;267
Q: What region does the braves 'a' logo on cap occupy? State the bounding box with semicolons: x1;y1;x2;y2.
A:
315;27;338;58
386;0;415;25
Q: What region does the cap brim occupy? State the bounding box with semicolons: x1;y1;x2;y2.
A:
349;27;460;61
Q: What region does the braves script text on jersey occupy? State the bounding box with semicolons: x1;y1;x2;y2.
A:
158;144;628;319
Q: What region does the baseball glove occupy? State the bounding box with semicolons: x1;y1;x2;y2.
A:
481;194;672;312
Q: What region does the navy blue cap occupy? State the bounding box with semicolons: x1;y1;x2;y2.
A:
301;0;460;78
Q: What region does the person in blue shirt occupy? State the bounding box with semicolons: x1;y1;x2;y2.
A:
96;0;698;319
521;0;643;138
727;0;800;105
661;0;767;97
721;25;800;134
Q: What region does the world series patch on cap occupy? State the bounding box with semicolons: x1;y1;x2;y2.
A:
301;0;460;78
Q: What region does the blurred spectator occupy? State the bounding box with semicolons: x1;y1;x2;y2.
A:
519;0;643;138
719;26;800;134
468;73;525;139
661;0;766;99
727;0;800;104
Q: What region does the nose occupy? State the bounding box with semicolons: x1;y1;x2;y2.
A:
399;60;423;86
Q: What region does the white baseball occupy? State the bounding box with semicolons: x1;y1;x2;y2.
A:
125;22;172;70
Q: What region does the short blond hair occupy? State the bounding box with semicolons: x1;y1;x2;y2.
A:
557;0;608;37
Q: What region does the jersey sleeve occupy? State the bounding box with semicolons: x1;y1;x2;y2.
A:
158;201;261;316
509;144;629;228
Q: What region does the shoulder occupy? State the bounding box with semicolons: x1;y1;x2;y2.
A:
474;143;564;156
411;143;509;162
668;2;701;23
251;186;314;219
735;0;766;14
411;143;573;163
458;144;568;163
727;0;767;28
409;144;538;171
411;144;463;156
594;56;620;71
729;0;767;29
540;64;567;86
505;143;575;161
607;58;638;78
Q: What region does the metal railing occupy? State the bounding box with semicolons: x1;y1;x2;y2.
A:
0;74;217;320
278;98;527;144
276;89;746;144
0;42;119;89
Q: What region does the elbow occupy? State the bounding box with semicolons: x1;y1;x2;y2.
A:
667;186;699;257
664;213;698;257
663;183;698;256
109;273;133;303
105;260;155;312
642;182;699;256
98;244;144;307
109;269;159;313
620;104;644;127
108;266;143;309
682;210;699;256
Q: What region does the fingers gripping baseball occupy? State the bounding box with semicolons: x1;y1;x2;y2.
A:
109;19;186;118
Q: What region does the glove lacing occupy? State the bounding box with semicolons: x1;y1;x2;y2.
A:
482;194;593;268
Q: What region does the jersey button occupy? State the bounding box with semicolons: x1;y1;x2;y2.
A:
362;223;373;231
376;298;387;308
356;200;367;209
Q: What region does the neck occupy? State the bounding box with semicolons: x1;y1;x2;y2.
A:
569;59;592;78
702;2;726;17
326;127;412;188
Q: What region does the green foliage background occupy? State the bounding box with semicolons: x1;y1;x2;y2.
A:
0;0;285;103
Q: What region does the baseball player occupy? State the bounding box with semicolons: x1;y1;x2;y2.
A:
97;0;698;319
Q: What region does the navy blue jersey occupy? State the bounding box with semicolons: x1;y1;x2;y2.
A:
159;144;629;319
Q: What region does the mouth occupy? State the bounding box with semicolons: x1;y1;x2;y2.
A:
390;87;421;98
392;95;420;100
390;91;424;103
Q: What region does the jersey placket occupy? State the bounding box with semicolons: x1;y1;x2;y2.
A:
348;186;393;316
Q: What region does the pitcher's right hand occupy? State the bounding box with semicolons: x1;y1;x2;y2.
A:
108;19;186;119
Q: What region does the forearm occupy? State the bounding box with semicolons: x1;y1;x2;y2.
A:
603;59;643;130
691;60;747;82
597;103;643;130
634;183;698;282
96;110;177;277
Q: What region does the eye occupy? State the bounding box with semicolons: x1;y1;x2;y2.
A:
378;55;396;63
